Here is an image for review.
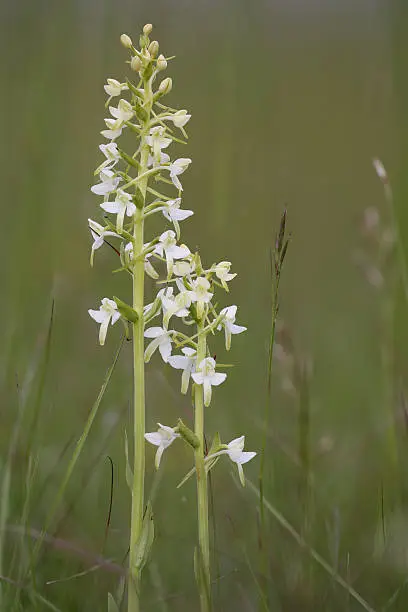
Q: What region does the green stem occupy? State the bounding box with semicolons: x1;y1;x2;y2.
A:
128;77;152;612
194;323;211;612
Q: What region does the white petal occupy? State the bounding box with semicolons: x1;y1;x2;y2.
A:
99;319;109;346
167;355;189;370
159;339;172;362
191;372;204;385
236;451;257;465
88;308;106;323
210;373;227;386
100;201;121;214
144;327;164;338
144;432;163;447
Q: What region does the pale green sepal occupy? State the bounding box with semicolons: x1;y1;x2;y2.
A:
108;593;119;612
133;502;155;572
124;430;134;494
113;296;139;324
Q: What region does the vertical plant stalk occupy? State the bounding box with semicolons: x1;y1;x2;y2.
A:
258;210;288;607
128;79;152;612
194;324;211;612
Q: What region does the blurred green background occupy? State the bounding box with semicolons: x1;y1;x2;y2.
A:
2;0;408;610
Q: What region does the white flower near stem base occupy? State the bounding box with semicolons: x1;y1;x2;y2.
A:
188;277;213;319
145;423;180;469
109;98;134;126
217;305;247;350
144;326;174;362
154;230;190;277
214;261;236;291
168;348;196;394
191;357;226;407
100;189;136;233
206;436;256;486
88;219;120;266
146;126;171;165
147;151;170;168
88;298;120;346
169;158;192;191
104;78;128;97
91;169;120;197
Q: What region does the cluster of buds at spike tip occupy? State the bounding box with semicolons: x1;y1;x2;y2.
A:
87;24;254;481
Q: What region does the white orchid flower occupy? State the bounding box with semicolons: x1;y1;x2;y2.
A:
168;348;197;394
124;243;159;279
147;151;170;168
217;305;247;350
91;169;120;197
146;126;171;165
104;78;128;97
163;110;191;128
95;142;120;173
109;98;134;126
144;326;174;362
206;436;256;486
191;357;226;407
169;158;192;191
213;261;236;291
188;277;213;319
101;118;123;141
88;298;120;346
161;287;192;328
88;219;120;266
162;198;194;222
145;423;180;469
173;258;196;277
100;189;136;233
154;230;190;277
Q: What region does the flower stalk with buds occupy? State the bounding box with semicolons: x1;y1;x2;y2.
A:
88;23;253;612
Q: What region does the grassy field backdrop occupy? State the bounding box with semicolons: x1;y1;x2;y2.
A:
2;0;408;610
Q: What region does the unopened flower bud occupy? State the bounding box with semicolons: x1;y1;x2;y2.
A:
159;77;172;96
143;23;153;35
157;54;167;71
120;33;133;49
141;48;151;64
148;40;159;58
130;56;142;72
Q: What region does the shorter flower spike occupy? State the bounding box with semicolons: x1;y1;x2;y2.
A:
88;298;120;345
191;357;226;407
145;423;179;469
